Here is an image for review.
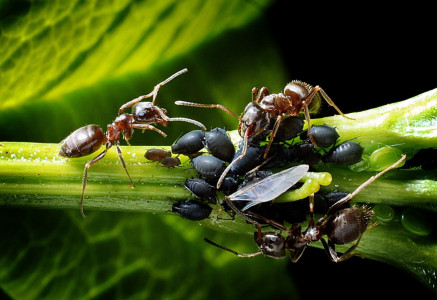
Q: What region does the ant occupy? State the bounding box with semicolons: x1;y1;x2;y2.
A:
59;69;205;218
205;154;406;262
176;81;353;188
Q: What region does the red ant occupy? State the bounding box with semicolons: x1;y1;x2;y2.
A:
205;155;406;262
176;81;353;188
59;69;205;218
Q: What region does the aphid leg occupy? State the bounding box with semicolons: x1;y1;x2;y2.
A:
175;101;241;119
216;128;249;189
263;115;284;159
204;238;263;258
317;154;406;226
132;124;167;137
80;148;109;218
115;142;135;189
317;87;355;120
118;69;188;115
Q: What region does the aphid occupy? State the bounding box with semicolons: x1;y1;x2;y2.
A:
274;116;304;141
205;155;406;261
300;124;339;148
171;130;205;156
172;200;213;221
145;148;171;161
190;155;226;180
229;142;264;176
59;69;205;218
159;156;181;169
288;143;322;165
176;81;351;188
204;128;235;162
218;175;239;195
323;141;364;165
184;178;217;202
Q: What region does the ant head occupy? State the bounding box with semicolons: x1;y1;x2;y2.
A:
133;102;168;123
239;102;270;137
255;232;286;259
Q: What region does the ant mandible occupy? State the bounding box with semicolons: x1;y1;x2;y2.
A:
59;69;206;218
205;154;406;262
176;81;353;189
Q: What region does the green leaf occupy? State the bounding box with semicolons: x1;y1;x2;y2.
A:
0;210;299;299
0;1;306;299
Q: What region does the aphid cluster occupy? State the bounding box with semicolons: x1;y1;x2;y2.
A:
59;70;405;263
168;121;364;224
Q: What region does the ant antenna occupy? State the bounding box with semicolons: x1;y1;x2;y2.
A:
119;68;188;115
203;238;263;258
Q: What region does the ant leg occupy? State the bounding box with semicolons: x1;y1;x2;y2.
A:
216;128;250;189
224;197;262;231
317;87;355;120
131;124;167;137
204;238;263;258
321;236;363;263
303;105;318;147
118;69;188;115
81;148;109;218
175;101;241;119
308;193;316;227
115;142;135;189
252;87;270;103
317;154;406;226
263;115;284;159
244;210;288;232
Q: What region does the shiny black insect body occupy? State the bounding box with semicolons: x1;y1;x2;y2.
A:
204;128;235;162
171;130;205;156
288;143;322;165
190;155;226;180
176;81;352;188
184;178;217;202
205;155;405;262
300;125;339;148
229;142;263;176
274;116;304;141
323;141;364;165
172;200;212;221
59;69;205;218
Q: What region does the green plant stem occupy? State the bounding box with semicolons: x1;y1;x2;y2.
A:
1;88;437;292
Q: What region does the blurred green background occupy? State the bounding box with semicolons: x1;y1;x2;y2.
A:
0;0;436;299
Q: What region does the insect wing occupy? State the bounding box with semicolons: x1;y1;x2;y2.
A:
229;164;309;211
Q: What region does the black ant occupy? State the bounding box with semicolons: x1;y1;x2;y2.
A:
59;69;205;218
205;154;406;262
176;81;352;188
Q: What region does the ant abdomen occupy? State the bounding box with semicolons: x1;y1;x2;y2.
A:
59;124;106;158
325;206;374;245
